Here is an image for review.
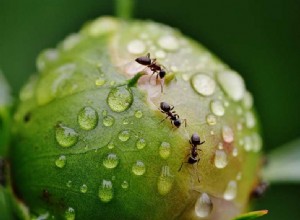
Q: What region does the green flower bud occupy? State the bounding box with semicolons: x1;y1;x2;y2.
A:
11;17;263;220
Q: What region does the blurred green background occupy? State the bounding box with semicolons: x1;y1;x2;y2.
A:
0;0;299;219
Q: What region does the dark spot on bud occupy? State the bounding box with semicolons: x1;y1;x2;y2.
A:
251;181;269;199
23;112;31;123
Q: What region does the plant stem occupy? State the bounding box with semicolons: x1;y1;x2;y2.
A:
115;0;135;19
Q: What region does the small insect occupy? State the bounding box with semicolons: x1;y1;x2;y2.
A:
178;133;205;182
135;53;167;92
251;180;269;199
159;102;186;128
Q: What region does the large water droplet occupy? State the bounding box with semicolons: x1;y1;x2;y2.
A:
134;110;143;118
222;125;234;143
157;166;173;196
127;39;146;55
121;181;129;189
214;149;228;169
136;138;146;149
158;35;179;51
191;74;216;96
98;180;113;203
77;106;98;130
223;180;237;200
195;193;213;218
159;142;171;159
206;114;217;125
118;130;130;142
65;207;75;220
103;115;115;127
55;124;78;148
80;184;88;193
132;161;146;176
210;100;225;116
217;70;245;101
107;86;133;112
103;153;119;169
55;155;66;168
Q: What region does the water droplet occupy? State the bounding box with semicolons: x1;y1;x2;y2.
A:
245;111;256;128
157;166;173;195
222;125;234;143
252;133;262;152
159;142;171;159
223;180;237;200
136;138;146;149
103;115;115;127
55;155;66;168
206;114;217;125
127;39;146;54
132;161;146;176
191;74;216;96
210;100;225;116
214;150;228;169
134;110;143;118
232;148;238;157
217;70;245;101
122;118;130;125
107;142;114;149
65;207;75;220
55;124;78;148
195;193;213;218
236;172;242;181
158;35;179;51
62;34;81;51
107;86;133;112
86;17;118;37
102;110;107;116
95;78;106;86
242;91;254;109
103;153;119;169
77;106;98;130
66;180;72;188
244;136;253;152
118;130;130;142
98;180;113;203
36;49;59;72
121;181;129;189
80;184;88;193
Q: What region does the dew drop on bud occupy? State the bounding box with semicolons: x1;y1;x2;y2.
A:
191;73;216;96
77;106;98;130
118;130;130;142
159;142;171;159
157;35;179;51
136;138;146;149
195;193;213;218
132;161;146;176
157;166;173;196
103;115;115;127
206;114;217;125
103;153;119;169
65;207;75;220
55;155;66;168
107;86;133;112
134;110;143;118
214;149;228;169
121;181;129;189
80;184;88;193
98;180;113;203
222;125;234;143
223;180;237;201
210;100;225;116
55;124;78;148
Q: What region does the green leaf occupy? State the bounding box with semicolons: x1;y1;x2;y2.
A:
233;210;268;220
263;138;300;183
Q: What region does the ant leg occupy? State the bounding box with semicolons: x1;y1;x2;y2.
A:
170;105;174;111
149;72;156;83
160;79;165;93
194;160;201;183
182;119;187;127
200;141;205;145
159;116;169;124
178;154;190;171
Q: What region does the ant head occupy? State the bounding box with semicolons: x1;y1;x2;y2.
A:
159;70;166;79
135;55;152;65
160;102;171;112
191;133;201;145
174;119;181;128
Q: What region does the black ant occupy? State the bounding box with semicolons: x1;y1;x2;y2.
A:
251;180;269;199
178;133;205;182
135;53;166;92
159;102;186;128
